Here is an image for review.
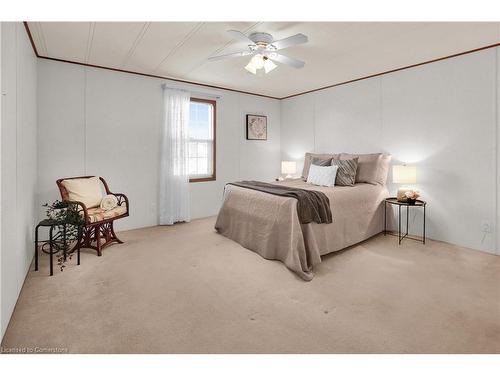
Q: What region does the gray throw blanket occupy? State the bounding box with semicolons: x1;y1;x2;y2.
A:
227;181;332;224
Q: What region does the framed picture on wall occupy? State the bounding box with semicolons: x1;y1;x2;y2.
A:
246;114;267;140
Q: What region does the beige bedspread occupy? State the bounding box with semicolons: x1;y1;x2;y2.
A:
215;179;389;280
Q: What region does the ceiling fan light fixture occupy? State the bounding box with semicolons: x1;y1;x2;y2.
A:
210;30;307;74
244;61;257;74
251;54;265;69
245;54;264;75
245;54;276;75
263;58;277;73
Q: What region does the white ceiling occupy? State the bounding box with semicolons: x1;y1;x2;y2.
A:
27;22;500;98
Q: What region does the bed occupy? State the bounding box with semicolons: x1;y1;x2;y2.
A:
215;178;389;281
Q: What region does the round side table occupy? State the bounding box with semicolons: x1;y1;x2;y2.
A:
384;198;426;245
35;219;82;276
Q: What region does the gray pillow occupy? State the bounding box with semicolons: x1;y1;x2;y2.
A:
312;157;333;167
331;158;358;186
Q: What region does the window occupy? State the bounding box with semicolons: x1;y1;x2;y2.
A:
188;98;216;182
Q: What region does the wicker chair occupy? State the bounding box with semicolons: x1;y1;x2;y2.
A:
56;176;129;256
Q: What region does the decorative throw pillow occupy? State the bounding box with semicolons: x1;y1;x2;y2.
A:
331;158;358;186
340;153;391;185
100;194;118;211
312;157;333;167
306;164;339;187
61;177;103;208
302;152;339;180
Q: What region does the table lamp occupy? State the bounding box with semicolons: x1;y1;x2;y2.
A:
281;161;297;179
392;165;416;202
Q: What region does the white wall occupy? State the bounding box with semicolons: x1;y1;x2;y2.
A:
0;22;38;338
37;59;281;230
37;48;500;254
281;48;499;254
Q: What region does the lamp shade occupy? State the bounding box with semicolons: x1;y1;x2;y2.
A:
244;62;257;75
392;165;416;184
251;54;265;69
263;59;277;73
281;161;297;175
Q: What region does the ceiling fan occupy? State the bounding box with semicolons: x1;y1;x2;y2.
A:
208;30;308;75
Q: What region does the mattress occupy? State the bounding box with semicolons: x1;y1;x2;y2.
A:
215;179;389;280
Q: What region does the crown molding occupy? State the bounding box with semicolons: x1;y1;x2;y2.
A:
281;41;500;99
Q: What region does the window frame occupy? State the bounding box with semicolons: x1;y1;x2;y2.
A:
188;97;217;183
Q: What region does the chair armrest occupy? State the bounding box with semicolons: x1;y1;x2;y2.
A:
63;200;89;223
112;193;129;213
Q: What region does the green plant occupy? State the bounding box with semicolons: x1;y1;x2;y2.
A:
43;200;85;271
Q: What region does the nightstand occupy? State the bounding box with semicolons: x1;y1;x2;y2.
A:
384;197;426;245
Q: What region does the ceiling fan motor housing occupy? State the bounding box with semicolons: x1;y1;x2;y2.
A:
249;32;274;45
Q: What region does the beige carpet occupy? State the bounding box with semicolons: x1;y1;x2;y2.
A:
2;217;499;353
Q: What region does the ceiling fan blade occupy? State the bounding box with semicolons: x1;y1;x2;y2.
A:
227;30;255;44
208;50;253;61
271;33;308;50
267;53;305;69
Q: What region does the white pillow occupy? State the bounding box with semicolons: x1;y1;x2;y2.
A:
100;194;118;211
61;177;103;208
306;164;339;187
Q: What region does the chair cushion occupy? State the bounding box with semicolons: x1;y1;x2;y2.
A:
86;205;127;223
62;177;103;208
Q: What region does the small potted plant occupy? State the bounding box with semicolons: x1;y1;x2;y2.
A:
43;200;84;271
404;190;420;205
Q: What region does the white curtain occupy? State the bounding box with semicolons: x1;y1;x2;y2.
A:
159;88;191;225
